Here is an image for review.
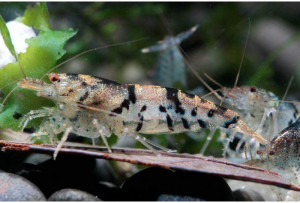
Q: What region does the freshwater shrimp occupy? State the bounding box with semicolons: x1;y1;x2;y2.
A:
141;24;199;88
219;85;299;132
253;118;300;187
0;16;268;160
15;71;269;159
214;84;300;160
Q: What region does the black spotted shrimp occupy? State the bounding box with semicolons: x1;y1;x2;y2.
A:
16;72;268;159
212;84;300;161
0;17;268;159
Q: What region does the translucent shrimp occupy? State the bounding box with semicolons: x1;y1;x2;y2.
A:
16;72;268;159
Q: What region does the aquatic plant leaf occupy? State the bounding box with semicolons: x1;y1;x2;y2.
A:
0;3;76;130
1;140;300;192
0;15;17;59
20;2;50;31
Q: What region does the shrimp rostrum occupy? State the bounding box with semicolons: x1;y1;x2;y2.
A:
18;73;268;158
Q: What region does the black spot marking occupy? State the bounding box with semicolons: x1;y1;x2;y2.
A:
294;112;298;119
81;82;88;87
140;105;147;112
121;99;130;110
111;107;122;116
191;108;197;116
197;119;207;128
167;105;173;110
182;91;195;99
13;112;22;120
291;103;299;119
110;99;130;116
216;105;227;115
229;135;244;151
79;91;89;102
289;119;294;126
159;105;167;113
177;107;185;115
223;116;240;128
94;76;120;85
128;85;136;104
136;116;144;132
166;87;185;115
66;73;79;80
92;101;101;105
24;127;35;133
69;89;74;93
207;109;215;117
166;114;174;131
181;118;190;129
52;118;56;121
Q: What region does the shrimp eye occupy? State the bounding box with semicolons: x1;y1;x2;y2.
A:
250;86;256;92
50;75;60;82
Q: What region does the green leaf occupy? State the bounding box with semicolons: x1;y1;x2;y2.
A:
31;135;51;144
0;14;17;59
20;2;50;31
0;28;77;130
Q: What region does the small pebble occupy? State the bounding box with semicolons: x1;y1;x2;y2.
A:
157;194;204;201
24;153;52;165
96;181;122;201
121;167;233;201
0;171;46;201
48;188;100;201
233;188;265;201
93;159;117;183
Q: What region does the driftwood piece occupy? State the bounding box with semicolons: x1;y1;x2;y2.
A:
0;140;299;192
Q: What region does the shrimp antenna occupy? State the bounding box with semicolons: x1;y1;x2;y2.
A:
0;79;22;90
204;73;224;88
270;76;299;104
281;75;294;103
218;18;251;106
1;85;19;106
273;100;300;104
233;18;251;88
179;49;223;101
40;37;148;80
201;88;222;98
202;73;229;101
